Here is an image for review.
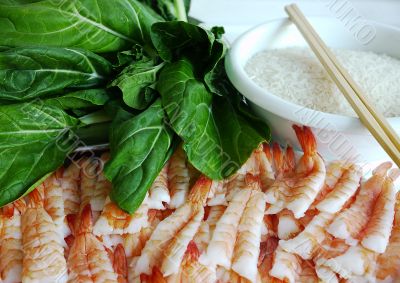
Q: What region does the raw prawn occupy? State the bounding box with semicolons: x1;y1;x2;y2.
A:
269;247;302;283
207;180;227;206
254;143;275;191
93;197;149;235
376;194;400;281
225;151;258;201
168;146;191;209
112;244;128;283
193;206;225;254
327;162;392;245
147;163;170;210
280;212;336;260
266;126;326;218
22;189;67;283
80;154;111;220
320;244;377;280
231;174;266;282
0;200;25;283
161;208;204;276
273;144;301;240
203;189;252;268
134;176;211;276
165;242;216;283
67;204;118;282
361;169;399;253
316;163;362;214
62;161;81;216
42;169;68;239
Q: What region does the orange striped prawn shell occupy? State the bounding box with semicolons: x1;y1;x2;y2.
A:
28;188;44;208
245;173;262;191
75;204;93;235
113;244;128;283
263;143;273;162
140;266;167;283
292;125;317;155
187;175;212;206
284;146;295;173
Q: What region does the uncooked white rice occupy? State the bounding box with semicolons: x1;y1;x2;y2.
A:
245;47;400;117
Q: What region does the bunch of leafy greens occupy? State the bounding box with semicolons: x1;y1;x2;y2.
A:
0;0;270;213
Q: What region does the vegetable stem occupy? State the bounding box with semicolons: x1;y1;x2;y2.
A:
79;109;112;125
174;0;188;22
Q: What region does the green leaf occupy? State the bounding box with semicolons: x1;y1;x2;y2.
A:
43;89;111;110
0;102;80;206
114;45;145;68
150;21;227;93
151;21;216;62
104;99;173;213
0;0;162;53
139;0;191;21
109;57;164;109
0;46;112;101
157;59;270;179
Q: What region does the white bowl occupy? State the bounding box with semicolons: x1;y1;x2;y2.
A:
225;17;400;163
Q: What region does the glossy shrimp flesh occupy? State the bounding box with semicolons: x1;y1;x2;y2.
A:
93;197;149;235
376;195;400;281
0;201;25;283
327;162;392;245
167;241;216;283
161;208;204;277
193;205;225;254
168;146;191;209
320;244;377;280
316;163;362;214
269;247;302;283
80;154;111;219
231;175;266;282
280;212;336;260
67;204;118;283
361;169;399;253
225;152;258;201
62;161;81;216
134;176;211;276
147;163;170;210
203;189;252;268
206;180;227;206
22;190;67;283
42;170;69;239
254;143;275;191
273;144;301;240
266;126;326;218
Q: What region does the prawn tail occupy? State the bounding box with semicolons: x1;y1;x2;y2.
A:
273;143;284;172
188;175;212;205
285;146;296;173
292;125;317;155
13;198;27;214
263;143;273;162
113;244;128;282
77;204;93;234
245;173;262;191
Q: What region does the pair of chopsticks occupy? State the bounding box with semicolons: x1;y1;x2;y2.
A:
285;4;400;167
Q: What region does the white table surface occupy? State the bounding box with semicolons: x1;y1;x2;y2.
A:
190;0;400;42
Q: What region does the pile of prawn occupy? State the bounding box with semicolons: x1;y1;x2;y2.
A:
1;125;399;283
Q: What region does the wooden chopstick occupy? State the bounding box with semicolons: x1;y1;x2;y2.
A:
284;4;400;166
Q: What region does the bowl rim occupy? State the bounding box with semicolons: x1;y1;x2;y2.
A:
225;16;400;133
